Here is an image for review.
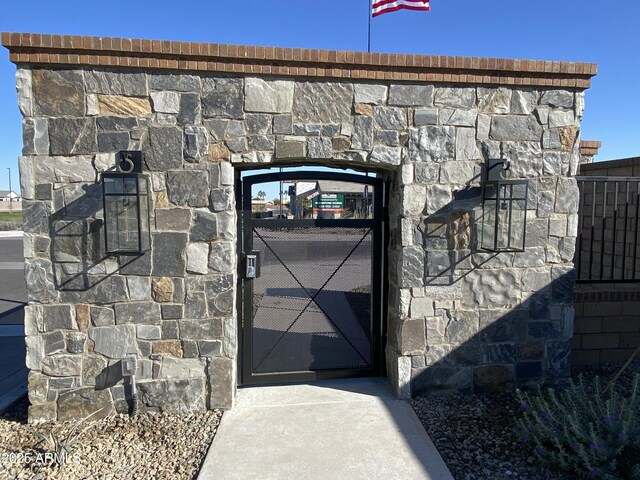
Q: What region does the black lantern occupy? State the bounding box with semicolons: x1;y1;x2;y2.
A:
480;159;528;252
102;151;150;255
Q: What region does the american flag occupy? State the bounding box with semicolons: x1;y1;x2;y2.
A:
372;0;430;17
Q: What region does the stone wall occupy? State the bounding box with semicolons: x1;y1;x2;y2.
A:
19;69;239;421
383;87;582;395
16;61;585;420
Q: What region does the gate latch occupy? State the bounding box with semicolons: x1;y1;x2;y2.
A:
245;251;261;279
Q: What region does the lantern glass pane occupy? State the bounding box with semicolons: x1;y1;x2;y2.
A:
104;176;138;195
481;181;527;251
495;184;511;250
137;176;148;194
138;176;150;251
510;203;526;251
481;188;497;250
105;195;140;252
512;183;527;199
484;183;498;200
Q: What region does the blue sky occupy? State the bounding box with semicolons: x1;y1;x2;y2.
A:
1;0;639;192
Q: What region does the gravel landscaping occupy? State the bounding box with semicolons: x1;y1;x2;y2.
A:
0;397;221;480
412;359;640;480
1;359;636;480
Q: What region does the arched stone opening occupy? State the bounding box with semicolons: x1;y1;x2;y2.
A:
232;161;395;388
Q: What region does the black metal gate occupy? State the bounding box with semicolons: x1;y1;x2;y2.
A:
238;171;385;384
576;176;640;282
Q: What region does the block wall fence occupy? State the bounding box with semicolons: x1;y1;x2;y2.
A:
572;158;640;366
572;285;640;366
2;33;596;422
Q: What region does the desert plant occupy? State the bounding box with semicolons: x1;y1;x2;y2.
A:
604;347;640;394
29;407;110;468
516;374;640;479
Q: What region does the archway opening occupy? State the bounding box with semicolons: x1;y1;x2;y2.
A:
235;165;390;385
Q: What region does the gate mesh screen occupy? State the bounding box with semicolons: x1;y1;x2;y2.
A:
251;227;372;374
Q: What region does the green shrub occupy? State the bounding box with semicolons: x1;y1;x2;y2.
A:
515;374;640;479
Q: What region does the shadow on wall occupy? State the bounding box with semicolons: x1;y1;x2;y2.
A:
46;182;152;296
383;162;576;395
409;270;575;395
37;163;575;396
416;165;532;288
410;221;572;393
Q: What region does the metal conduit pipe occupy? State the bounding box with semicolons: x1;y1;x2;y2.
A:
122;355;139;417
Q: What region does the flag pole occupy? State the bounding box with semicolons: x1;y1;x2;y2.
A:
367;0;372;52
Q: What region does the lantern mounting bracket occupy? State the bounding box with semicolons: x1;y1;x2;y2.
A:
116;151;143;174
485;158;511;181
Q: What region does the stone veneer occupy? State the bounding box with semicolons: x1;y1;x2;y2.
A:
4;33;595;422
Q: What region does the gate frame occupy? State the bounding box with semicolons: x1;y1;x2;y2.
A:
576;175;640;283
235;169;388;386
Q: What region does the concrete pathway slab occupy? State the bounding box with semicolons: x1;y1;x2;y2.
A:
0;335;27;414
0;306;24;326
0;235;28;412
0;231;23;238
0;378;27;414
0;325;24;337
0;236;27;324
0;262;24;270
198;378;453;480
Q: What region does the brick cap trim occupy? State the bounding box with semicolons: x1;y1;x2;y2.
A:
2;31;597;89
580;140;602;156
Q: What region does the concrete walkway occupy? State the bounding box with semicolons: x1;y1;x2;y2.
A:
198;378;453;480
0;231;23;238
0;325;27;414
0;231;27;413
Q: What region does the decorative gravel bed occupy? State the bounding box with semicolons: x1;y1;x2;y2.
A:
0;397;222;480
412;360;640;480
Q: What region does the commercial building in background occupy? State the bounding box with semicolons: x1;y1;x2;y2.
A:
290;180;372;219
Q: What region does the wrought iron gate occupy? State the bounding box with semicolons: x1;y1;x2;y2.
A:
576;176;640;282
239;172;385;384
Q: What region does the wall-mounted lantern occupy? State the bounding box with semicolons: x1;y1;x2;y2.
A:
480;159;528;252
102;151;150;255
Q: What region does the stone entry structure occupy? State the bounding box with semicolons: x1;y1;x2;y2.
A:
2;32;596;421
